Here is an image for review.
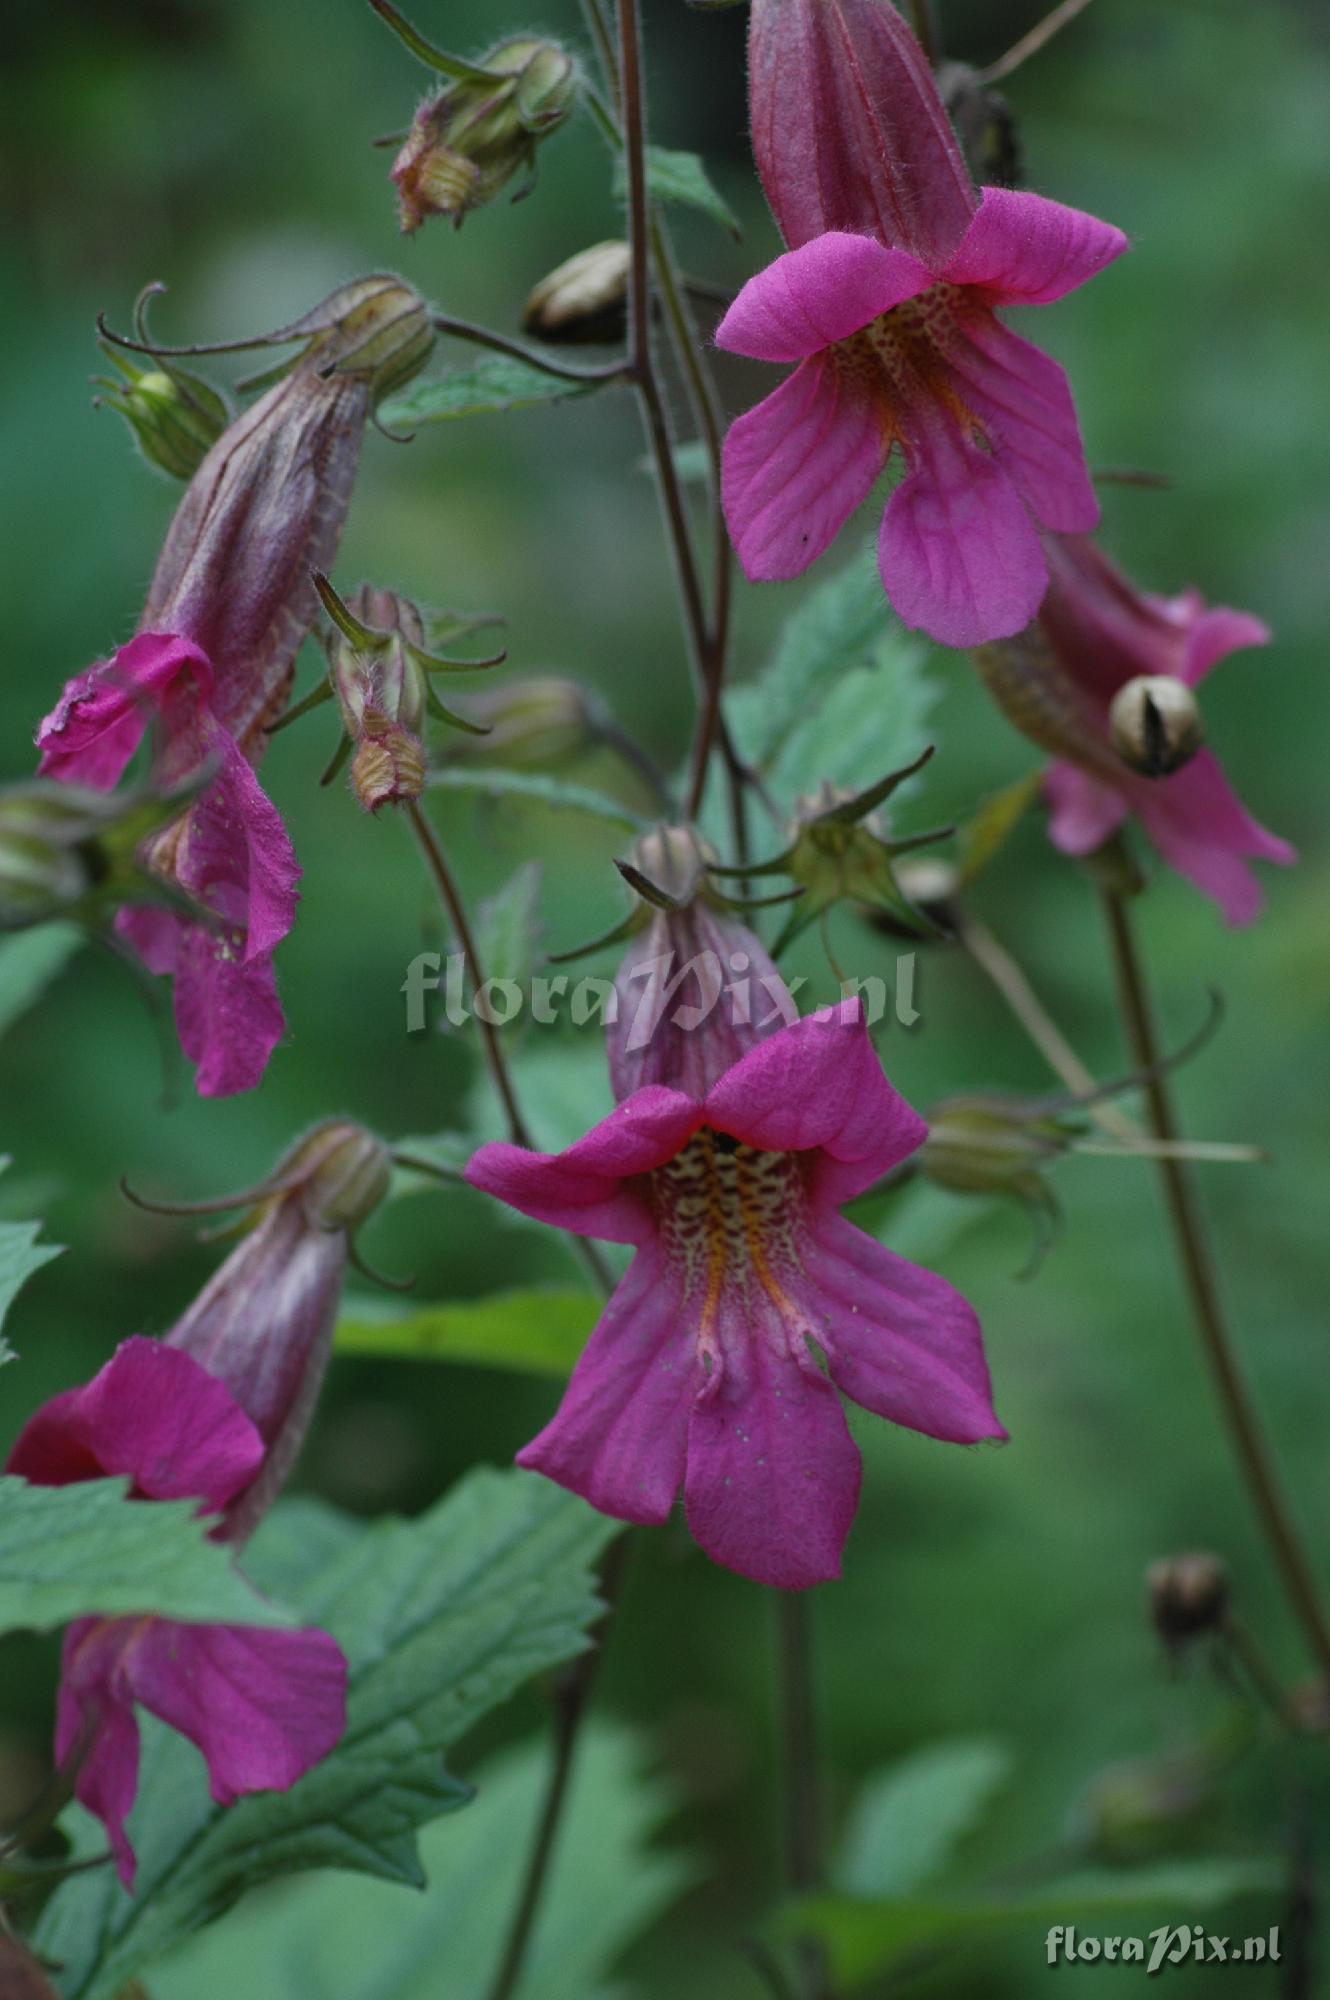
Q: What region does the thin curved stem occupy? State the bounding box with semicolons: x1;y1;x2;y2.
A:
1100;885;1330;1686
430;312;629;386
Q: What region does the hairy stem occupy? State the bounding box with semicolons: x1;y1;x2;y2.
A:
1101;885;1330;1685
775;1592;833;2000
430;311;628;386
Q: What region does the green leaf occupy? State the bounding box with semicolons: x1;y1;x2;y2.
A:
37;1474;618;2000
430;765;648;833
380;355;603;428
0;923;84;1041
148;1723;693;2000
725;541;938;812
784;1860;1282;1987
336;1286;599;1376
0;1477;294;1635
0;1167;61;1368
613;146;740;238
476;861;544;995
834;1739;1013;1899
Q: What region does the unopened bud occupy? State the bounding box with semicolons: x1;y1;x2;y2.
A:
1109;675;1204;778
522;241;630;345
0;778;196;933
95;357;229;481
1147;1552;1229;1647
921;1099;1067;1198
389;37;577;232
293;1120;394;1234
270;276;435;407
351;718;428;811
448;675;592;769
628;824;715;910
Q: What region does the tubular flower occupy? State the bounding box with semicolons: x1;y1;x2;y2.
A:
984;537;1295;924
6;1339;347;1889
747;0;978;267
36;633;299;1097
717;198;1128;647
34;279;429;1092
467;1006;1004;1591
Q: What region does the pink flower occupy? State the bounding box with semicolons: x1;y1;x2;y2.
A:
7;1339;347;1887
1039;538;1295;925
467;1007;1004;1590
748;0;977;268
716;195;1128;647
36;632;300;1096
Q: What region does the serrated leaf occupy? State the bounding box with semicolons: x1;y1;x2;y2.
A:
783;1860;1282;1987
0;1174;62;1367
0;1477;294;1635
613;146;740;238
723;541;938;824
151;1723;694;2000
476;861;544;995
430;765;648;833
37;1474;618;2000
380;356;604;428
834;1739;1013;1899
0;924;84;1040
336;1286;598;1376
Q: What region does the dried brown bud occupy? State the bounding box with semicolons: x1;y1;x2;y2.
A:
522;241;631;344
1109;675;1204;778
1147;1552;1229;1646
351;718;429;811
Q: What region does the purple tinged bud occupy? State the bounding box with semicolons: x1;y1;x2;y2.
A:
164;1120;391;1541
607;825;794;1101
389;38;577;232
522;241;630;345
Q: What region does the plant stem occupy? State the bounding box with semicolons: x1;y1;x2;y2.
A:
1100;885;1330;1685
906;0;942;65
774;1592;833;2000
958;911;1140;1144
406;798;532;1148
430;311;629;386
484;1533;632;2000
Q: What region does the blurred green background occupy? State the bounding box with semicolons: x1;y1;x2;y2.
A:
3;0;1329;1991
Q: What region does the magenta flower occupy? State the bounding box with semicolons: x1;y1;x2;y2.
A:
716;195;1128;647
1039;538;1295;925
37;631;299;1096
467;1007;1004;1590
7;1339;347;1887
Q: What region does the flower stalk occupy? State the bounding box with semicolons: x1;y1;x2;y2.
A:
1099;878;1330;1686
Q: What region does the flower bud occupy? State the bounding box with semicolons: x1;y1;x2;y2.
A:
920;1097;1067;1198
444;676;602;771
607;825;795;1100
1147;1552;1229;1648
316;577;503;810
389;37;577;232
1109;675;1204;778
0;776;200;933
161;1120;392;1541
1073;1753;1210;1863
522;241;630;345
94;355;229;481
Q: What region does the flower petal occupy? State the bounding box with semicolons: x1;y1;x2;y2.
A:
517;1245;696;1525
176;734;301;963
1044;761;1130;855
880;412;1049;646
716;233;933;363
8;1337;263;1509
466;1088;703;1245
799;1217;1006;1443
156;920;290;1099
943;187;1128;306
704;1005;926;1200
723;357;889;582
56;1618;144;1887
684;1325;861;1590
1178;606;1271;687
127;1619;347;1807
1134;751;1296;927
35;633;213;790
943;315;1098;533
